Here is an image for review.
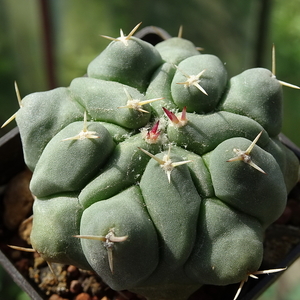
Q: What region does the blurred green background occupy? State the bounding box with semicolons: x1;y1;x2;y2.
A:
0;0;300;299
1;0;300;145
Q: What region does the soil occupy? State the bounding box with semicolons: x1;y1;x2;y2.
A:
1;168;300;300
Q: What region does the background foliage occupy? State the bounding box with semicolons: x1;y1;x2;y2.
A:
0;0;300;299
1;0;299;144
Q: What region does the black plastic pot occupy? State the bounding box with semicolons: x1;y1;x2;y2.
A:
0;127;44;300
1;27;300;300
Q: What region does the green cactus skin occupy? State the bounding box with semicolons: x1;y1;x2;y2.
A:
16;87;84;170
87;36;163;93
80;186;159;291
209;137;287;228
185;198;263;286
30;120;115;197
145;62;178;115
30;195;91;270
139;150;201;268
166;111;270;155
69;78;153;129
265;137;300;193
170;146;214;198
11;25;300;300
79;133;162;208
171;54;228;113
154;37;200;65
218;68;283;137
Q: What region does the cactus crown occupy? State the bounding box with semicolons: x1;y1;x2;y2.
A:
3;24;300;300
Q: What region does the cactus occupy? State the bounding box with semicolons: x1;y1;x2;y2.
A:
4;23;300;300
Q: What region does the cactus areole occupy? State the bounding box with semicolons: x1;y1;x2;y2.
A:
11;24;300;300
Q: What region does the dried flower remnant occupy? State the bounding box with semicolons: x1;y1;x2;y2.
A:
163;106;188;128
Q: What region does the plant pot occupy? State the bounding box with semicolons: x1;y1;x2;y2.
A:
1;27;300;300
0;127;43;300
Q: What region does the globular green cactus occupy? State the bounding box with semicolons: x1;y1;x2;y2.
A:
6;23;300;300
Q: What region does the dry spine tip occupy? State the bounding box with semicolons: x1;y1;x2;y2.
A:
1;81;22;128
271;44;300;90
233;267;287;300
101;22;142;46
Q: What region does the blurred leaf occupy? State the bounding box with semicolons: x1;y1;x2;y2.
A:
0;266;30;300
270;0;300;146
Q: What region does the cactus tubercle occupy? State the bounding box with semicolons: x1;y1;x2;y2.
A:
74;228;128;274
175;65;208;95
138;145;192;183
101;22;142;46
226;131;266;174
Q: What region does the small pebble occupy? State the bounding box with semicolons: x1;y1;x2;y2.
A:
75;293;92;300
48;294;68;300
67;265;80;278
70;279;83;294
